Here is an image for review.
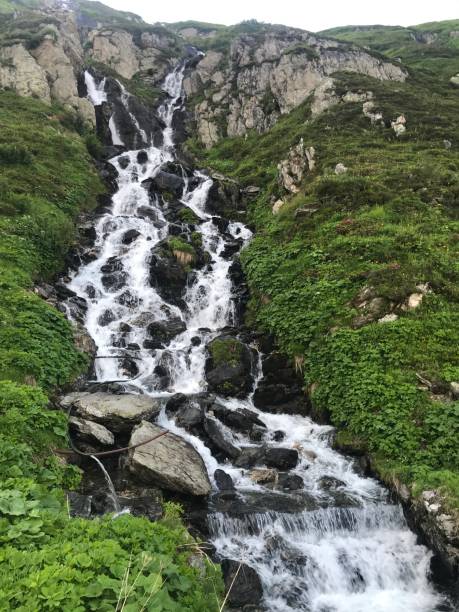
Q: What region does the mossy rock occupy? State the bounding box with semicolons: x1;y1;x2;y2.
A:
205;336;254;398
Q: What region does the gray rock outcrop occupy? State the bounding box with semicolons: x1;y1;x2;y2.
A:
128;421;211;496
184;27;407;146
278;138;315;193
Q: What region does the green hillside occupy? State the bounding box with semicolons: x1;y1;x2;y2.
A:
189;43;459;511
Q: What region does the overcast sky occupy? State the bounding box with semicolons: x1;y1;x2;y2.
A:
98;0;458;32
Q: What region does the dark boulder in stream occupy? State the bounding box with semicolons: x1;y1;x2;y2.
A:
221;560;263;607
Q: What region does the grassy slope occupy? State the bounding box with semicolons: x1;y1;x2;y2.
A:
0;92;222;609
188;35;459;510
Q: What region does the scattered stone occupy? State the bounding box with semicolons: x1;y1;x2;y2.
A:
378;313;398;323
272;199;284;215
443;139;452;150
334;163;348;175
450;382;459;400
404;292;423;310
128;421;211;496
391;115;406;136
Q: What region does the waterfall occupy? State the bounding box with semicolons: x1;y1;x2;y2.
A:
65;59;451;611
90;455;121;514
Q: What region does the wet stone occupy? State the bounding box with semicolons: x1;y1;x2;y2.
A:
98;309;116;326
137;150;149;164
214;469;235;491
265;448;299;470
122;229;140;244
221;560;263;608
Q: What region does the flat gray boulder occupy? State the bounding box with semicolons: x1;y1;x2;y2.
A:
128;421;211;496
60;392;161;433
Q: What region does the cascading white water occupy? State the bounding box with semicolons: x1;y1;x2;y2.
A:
66;64;450;611
90;455;121;514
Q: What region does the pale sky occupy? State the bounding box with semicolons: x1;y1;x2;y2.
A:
99;0;458;32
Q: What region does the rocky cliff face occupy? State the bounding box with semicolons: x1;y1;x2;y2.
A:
182;26;407;146
1;3;406;143
0;0;182;124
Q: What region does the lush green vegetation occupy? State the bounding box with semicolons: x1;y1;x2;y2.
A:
190;60;459;509
0;91;223;609
209;338;243;368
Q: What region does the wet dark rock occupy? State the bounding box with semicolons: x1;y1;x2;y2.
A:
55;281;77;300
67;491;92;518
191;336;201;346
176;402;203;431
137;150;149;164
117;486;163;522
278;473;304;491
204;416;241;460
136;205;162;223
211;404;266;434
253;350;309;414
118;155;130;169
119;322;132;333
214;469;235;491
212;216;229;233
146;317;186;347
207;175;245;219
250;425;267;442
319;476;346;491
265;448;299;470
120;358;139;379
234;446;266;468
273;430;285;442
205;335;254;398
212;489;316;515
117;290;139;307
149;242;189;308
221;560;263;607
165;393;188;413
127;343;140;351
253;382;308;415
122;229;140;244
228;259;245;285
221;239;242;259
98;309;116;326
150;170;184;197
